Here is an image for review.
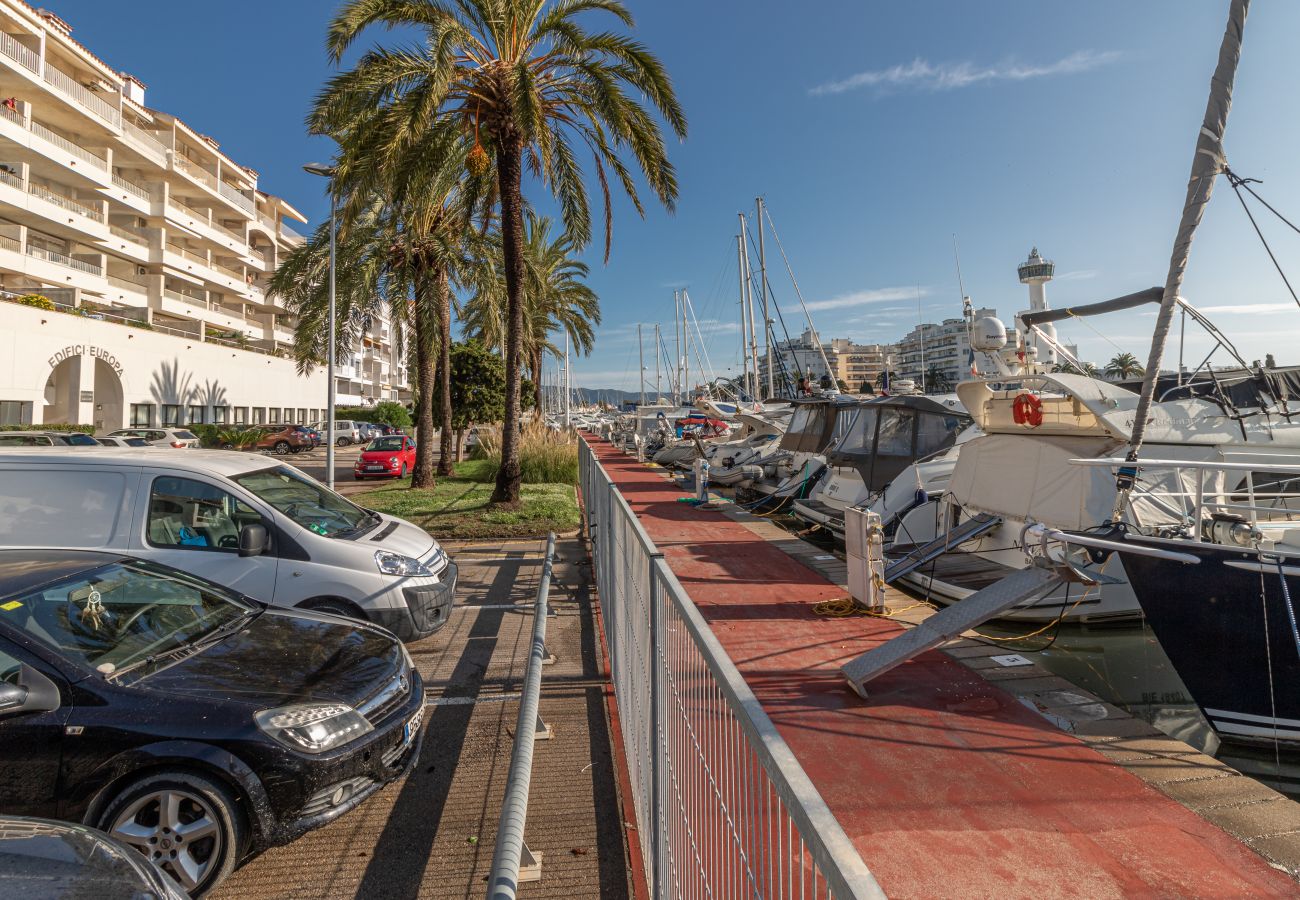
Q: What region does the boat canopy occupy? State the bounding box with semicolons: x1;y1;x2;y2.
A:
826;395;971;490
778;398;857;453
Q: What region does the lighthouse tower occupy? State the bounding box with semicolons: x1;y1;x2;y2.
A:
1016;247;1058;369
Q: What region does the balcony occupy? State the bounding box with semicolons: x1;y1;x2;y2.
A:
0;32;39;74
110;173;151;202
166;241;207;266
43;60;121;128
173;154;217;190
105;274;148;297
29;119;106;170
29;181;104;222
26;243;102;275
163;285;207;308
219;181;255;215
280;222;305;245
122;121;169;161
107;222;148;245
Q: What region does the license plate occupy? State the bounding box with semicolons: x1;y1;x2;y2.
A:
401;707;424;748
366;465;385;471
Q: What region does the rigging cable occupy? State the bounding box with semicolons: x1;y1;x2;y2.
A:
1224;166;1300;310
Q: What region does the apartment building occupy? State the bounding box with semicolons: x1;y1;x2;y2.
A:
757;328;897;393
0;1;407;430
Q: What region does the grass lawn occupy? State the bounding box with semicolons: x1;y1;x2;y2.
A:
356;458;580;539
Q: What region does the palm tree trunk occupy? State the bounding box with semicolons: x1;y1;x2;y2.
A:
436;268;454;477
492;138;527;505
412;274;437;489
533;347;544;413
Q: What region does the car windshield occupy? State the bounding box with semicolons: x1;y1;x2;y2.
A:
64;434;98;446
1;560;254;676
233;466;372;536
368;437;404;452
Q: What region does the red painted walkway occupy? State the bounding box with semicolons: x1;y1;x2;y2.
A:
590;439;1294;897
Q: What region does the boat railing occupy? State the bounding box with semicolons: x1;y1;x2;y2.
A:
579;435;882;899
1074;457;1300;540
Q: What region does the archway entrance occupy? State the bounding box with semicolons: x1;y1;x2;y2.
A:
42;354;124;430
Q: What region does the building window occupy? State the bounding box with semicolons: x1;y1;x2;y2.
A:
234;407;248;425
251;407;265;425
283;408;295;424
298;408;307;424
188;405;206;424
0;400;31;425
213;406;229;425
130;403;154;427
161;405;182;426
269;407;281;423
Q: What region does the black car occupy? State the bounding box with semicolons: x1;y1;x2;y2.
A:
0;550;425;896
0;815;188;899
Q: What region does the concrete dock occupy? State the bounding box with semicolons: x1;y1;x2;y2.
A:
587;437;1300;896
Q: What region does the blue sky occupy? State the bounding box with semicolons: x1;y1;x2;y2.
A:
52;1;1300;390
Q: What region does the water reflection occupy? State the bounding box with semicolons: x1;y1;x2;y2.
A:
976;619;1300;797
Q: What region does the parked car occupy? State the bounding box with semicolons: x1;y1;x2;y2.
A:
0;549;425;896
0;449;457;641
0;431;99;447
308;421;363;447
252;425;314;456
356;422;380;442
96;436;150;448
301;426;322;448
354;436;417;480
108;429;200;449
0;816;188;899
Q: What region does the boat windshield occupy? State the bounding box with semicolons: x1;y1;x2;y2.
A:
233;466;372;536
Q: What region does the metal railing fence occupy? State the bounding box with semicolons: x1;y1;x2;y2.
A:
488;533;556;900
579;437;882;900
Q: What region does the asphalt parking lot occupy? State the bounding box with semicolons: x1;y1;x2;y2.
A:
214;537;631;900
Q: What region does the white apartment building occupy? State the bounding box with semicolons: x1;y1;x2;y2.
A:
894;309;1011;389
757;328;896;393
0;1;408;430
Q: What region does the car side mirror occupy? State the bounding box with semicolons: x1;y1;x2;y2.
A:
0;664;60;716
239;523;269;558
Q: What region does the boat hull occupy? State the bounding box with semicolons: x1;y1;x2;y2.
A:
1119;536;1300;748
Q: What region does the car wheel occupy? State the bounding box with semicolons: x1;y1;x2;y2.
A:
301;597;365;621
289;446;302;454
220;443;234;450
274;441;290;455
336;437;350;447
98;769;246;897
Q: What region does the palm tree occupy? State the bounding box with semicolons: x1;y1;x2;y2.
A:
924;365;952;393
318;0;687;504
875;369;899;390
464;212;600;410
1104;352;1145;380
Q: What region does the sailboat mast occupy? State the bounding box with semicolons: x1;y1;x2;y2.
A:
637;323;646;407
673;289;682;405
1125;0;1249;472
743;211;759;400
654;323;661;401
682;288;690;404
756;197;773;397
738;231;759;397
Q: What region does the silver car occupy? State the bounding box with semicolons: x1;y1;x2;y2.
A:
309;420;364;447
108;428;200;449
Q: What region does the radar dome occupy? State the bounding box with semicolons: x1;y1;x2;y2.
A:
971;316;1007;351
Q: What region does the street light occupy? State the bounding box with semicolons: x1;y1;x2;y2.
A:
303;162;337;489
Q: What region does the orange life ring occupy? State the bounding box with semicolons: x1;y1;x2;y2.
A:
1012;392;1043;427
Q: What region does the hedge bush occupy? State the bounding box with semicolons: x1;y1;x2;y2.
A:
0;423;96;433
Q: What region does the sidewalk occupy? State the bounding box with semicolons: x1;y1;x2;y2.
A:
589;437;1297;897
216;537;630;899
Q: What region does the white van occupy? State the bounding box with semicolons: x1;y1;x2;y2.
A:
0;448;456;641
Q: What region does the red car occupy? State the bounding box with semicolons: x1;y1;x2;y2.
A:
354;434;417;479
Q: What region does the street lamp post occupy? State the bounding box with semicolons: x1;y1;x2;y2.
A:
303;163;337;489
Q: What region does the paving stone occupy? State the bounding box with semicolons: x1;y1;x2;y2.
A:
1161;774;1289;811
1246;831;1300;875
1204;797;1300;842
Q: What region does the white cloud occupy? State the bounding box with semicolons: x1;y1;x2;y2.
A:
1055;269;1099;281
810;50;1122;97
804;287;927;313
1194;303;1297;315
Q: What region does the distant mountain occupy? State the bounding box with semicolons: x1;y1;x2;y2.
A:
572;387;643;407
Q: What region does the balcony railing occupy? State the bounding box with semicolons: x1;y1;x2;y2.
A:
247;246;267;262
0;32;39;73
111;173;151;201
108;223;148;244
0;104;21;127
0;233;18;253
280;222;305;243
29;182;104;222
106;274;148;294
174;154;218;190
218;181;254;214
29;120;106;169
0;169;22;191
213;262;244;282
166;242;207;266
123;121;168;160
211;219;245;243
43;61;121;127
27;244;103;275
163;286;207;308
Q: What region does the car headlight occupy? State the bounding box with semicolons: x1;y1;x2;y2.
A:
388;456;400;465
375;549;432;576
255;703;373;753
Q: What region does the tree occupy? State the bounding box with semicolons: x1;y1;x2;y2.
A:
372;400;413;429
875;369;899;390
435;340;505;460
836;378;849;393
859;379;875;394
321;0;686;504
464;212;600;411
924;365;952;393
1104;352;1145;380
